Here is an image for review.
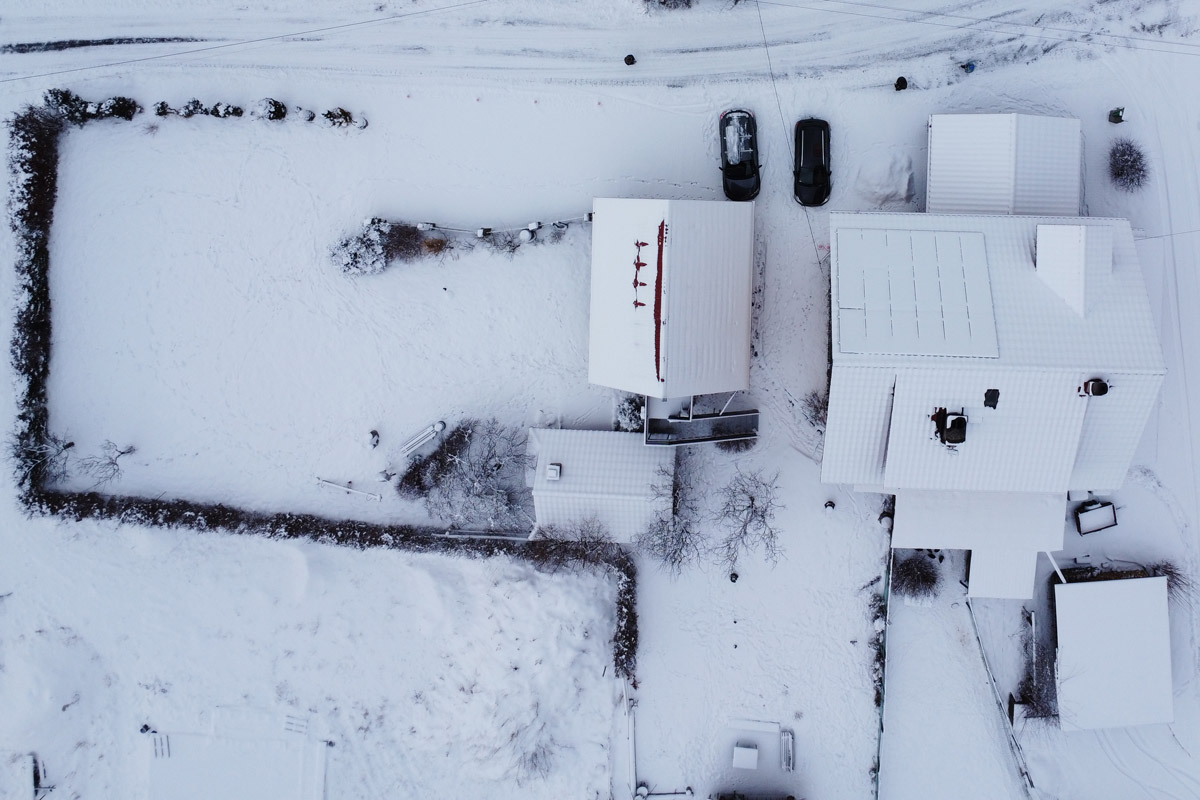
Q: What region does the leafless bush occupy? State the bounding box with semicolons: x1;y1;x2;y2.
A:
1147;560;1196;605
637;451;706;574
613;393;645;433
423;419;531;530
534;517;616;560
891;552;940;598
78;440;135;488
714;469;782;567
331;218;423;275
485;232;522;258
714;437;756;453
802;389;828;432
14;432;74;487
1109;138;1149;191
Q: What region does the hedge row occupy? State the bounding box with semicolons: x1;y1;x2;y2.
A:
6;91;638;678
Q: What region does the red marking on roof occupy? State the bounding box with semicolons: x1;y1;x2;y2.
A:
654;220;667;384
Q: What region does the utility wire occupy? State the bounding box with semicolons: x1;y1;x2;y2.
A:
757;0;1200;59
0;0;493;85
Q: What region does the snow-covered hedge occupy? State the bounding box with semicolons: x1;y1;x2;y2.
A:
331;217;424;275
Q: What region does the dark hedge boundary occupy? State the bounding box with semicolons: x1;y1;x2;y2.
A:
6;94;638;679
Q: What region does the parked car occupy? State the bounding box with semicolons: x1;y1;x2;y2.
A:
793;117;831;206
719;109;761;201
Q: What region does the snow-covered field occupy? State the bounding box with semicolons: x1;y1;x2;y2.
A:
5;0;1200;798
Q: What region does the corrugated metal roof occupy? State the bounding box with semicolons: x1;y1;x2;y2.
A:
1055;577;1173;731
835;227;998;357
821;365;895;485
926;114;1081;216
588;198;753;399
529;428;673;542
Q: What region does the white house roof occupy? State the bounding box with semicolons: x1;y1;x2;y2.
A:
1054;577;1173;731
823;212;1165;494
891;490;1065;552
529;428;673;542
588;198;754;399
967;548;1040;600
926;114;1082;216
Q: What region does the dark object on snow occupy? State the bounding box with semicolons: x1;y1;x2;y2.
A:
960;61;976;73
370;430;380;448
1109;138;1149;191
729;572;739;583
894;76;908;91
624;54;637;65
794;117;831;206
140;724;151;733
824;500;836;511
719;109;761;201
1109;107;1125;124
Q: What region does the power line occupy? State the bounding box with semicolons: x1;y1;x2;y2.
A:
0;0;493;85
1136;228;1200;241
756;0;1200;59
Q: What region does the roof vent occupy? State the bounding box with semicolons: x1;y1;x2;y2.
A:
1081;378;1109;397
545;463;562;480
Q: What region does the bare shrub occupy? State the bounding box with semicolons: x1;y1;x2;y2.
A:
890;552;940;599
714;469;782;566
323;107;355;127
867;591;887;707
1109;138;1149;191
422;419;531;530
1147;560;1196;604
396;421;472;498
14;432;74;488
78;440;135;488
715;437;756;453
802;390;828;432
422;236;450;256
485;232;522;257
637;451;705;574
331;218;423;275
613;394;645;433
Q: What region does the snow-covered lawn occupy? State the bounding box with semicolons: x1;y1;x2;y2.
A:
0;517;619;799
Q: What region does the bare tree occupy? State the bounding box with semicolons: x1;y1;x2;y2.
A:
715;469;783;567
78;440;136;488
424;418;531;530
635;452;706;575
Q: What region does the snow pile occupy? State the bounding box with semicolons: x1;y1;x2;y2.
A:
853;151;914;209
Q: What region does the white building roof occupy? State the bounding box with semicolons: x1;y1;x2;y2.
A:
967;548;1040;600
529;428;673;542
891;490;1065;552
822;212;1164;495
1055;577;1173;731
588;198;754;399
927;114;1082;216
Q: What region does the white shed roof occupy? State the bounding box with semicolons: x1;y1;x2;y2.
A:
529;428;673;542
927;114;1081;216
588;198;754;399
1055;577;1173;731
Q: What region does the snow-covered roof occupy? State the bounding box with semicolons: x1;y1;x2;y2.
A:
927;114;1082;216
967;548;1040;600
891;490;1065;551
588;198;754;399
149;709;326;800
822;212;1164;494
1054;577;1173;731
529;428;673;542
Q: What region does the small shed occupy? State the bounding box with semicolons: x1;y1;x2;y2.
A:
528;428;674;542
588;198;754;399
1054;576;1173;731
926;113;1082;216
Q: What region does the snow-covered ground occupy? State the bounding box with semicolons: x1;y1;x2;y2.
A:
5;0;1200;798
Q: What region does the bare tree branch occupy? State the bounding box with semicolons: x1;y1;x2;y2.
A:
714;468;782;567
78;440;136;488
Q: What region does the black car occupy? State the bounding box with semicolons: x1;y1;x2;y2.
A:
793;118;831;206
719;109;761;201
